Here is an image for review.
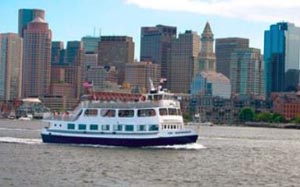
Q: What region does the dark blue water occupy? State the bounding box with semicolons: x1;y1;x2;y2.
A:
1;120;300;187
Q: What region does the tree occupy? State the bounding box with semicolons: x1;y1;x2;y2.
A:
183;112;193;122
239;107;255;122
291;116;300;124
272;113;285;123
255;112;273;122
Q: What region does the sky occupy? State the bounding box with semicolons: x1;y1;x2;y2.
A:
1;0;299;59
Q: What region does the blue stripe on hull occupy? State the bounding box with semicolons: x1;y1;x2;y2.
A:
41;134;198;147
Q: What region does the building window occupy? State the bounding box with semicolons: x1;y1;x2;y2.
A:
125;125;134;131
118;110;134;117
90;124;98;130
137;109;156;117
84;109;98;116
67;123;75;130
149;124;159;131
101;109;115;117
79;124;86;130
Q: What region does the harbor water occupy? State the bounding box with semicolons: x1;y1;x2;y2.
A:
1;120;300;187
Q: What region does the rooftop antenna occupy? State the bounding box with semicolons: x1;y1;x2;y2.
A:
93;27;96;37
149;78;155;92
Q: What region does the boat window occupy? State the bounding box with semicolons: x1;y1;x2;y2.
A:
125;125;134;131
118;110;134;118
168;108;177;115
67;123;75;130
149;124;159;131
137;125;146;131
159;108;168;116
78;124;86;130
177;109;182;115
84;109;98;116
147;95;153;100
101;109;115;117
102;125;110;131
154;94;162;101
90;124;98;130
114;125;123;131
137;109;156;117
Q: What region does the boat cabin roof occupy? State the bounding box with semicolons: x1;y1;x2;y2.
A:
83;101;162;109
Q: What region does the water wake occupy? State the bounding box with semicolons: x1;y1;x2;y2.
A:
149;143;206;150
0;137;42;144
0;127;40;132
71;143;206;150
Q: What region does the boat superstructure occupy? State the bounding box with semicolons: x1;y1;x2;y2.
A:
41;89;198;147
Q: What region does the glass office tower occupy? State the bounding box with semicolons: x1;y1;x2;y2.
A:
264;22;300;97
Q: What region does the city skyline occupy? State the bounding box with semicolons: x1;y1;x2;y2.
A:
1;0;297;59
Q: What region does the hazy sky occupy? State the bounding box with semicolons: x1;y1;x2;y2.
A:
1;0;299;59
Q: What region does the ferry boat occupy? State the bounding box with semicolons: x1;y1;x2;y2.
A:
41;86;198;147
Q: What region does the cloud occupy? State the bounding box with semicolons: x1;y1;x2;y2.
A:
125;0;300;24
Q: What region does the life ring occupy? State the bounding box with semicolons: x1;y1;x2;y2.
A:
140;95;146;101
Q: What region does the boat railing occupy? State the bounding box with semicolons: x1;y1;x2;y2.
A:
45;109;83;121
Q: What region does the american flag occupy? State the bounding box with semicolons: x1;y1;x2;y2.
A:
83;81;93;88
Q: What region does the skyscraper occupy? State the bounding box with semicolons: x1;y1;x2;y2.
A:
264;22;300;96
199;22;216;72
22;17;52;97
18;9;45;37
98;36;134;84
125;61;161;92
51;41;64;65
191;22;231;98
50;41;83;98
140;25;177;79
81;36;101;54
230;48;264;98
65;41;84;98
168;30;200;93
215;38;249;78
0;33;23;100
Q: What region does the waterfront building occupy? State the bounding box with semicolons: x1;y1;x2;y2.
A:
125;61;161;92
264;22;300;96
230;48;264;99
190;95;237;124
215;37;249;79
191;71;231;99
98;36;134;84
140;25;177;79
199;22;216;72
0;33;23;100
272;92;300;120
81;36;101;53
168;30;200;93
18;9;45;37
22;17;51;98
